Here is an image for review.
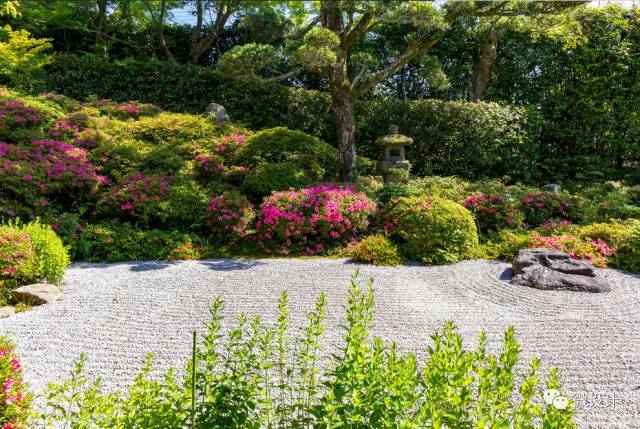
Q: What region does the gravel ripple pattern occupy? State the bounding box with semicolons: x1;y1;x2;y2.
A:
0;258;639;428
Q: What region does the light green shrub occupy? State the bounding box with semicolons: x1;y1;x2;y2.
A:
347;234;402;266
612;220;640;273
20;220;69;284
384;196;479;265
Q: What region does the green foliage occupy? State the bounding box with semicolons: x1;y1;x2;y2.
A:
475;229;535;261
19;220;69;284
376;176;472;205
242;162;313;200
236;127;338;175
0;26;52;89
612;220;640;273
347;235;402;266
384;196;479;265
32;274;575;428
217;43;281;78
71;223;207;263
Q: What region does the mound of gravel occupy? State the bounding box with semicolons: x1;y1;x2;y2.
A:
0;258;638;428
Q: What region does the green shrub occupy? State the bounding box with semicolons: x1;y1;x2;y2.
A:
521;192;581;226
0;225;35;291
20;220;69;284
612;220;640;273
384;196;479;265
347;234;402;266
475;229;535;261
34;274;575;428
242;162;314;200
376;176;472;205
71;223;207;263
236;127;338;177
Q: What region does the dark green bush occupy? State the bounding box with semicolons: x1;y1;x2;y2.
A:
242;162;314;200
72;223;207;262
236;127;338;175
384;196;479;265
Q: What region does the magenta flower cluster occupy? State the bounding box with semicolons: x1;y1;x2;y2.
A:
257;184;376;255
205;191;255;242
0;339;29;428
462;193;524;231
0;100;43;129
530;232;615;268
521;192;578;226
105;174;173;217
0;140;109;207
0;228;33;278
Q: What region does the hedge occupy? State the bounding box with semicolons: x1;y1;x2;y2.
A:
44;54;540;179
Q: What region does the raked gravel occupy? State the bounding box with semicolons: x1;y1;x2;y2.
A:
1;258;639;428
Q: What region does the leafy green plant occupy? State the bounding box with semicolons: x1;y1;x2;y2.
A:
19;220;69;284
347;234;402;266
384;196;479;264
612;220;640;273
0;26;52;89
241;162;313;200
32;274;575;428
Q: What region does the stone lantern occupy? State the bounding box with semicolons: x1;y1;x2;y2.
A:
376;124;413;183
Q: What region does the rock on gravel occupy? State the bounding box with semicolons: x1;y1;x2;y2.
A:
511;248;611;293
0;258;638;428
11;283;62;305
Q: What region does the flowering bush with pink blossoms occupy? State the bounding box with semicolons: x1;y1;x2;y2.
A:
257;184;376;255
520;192;580;226
529;232;615;268
103;174;173;224
97;101;161;120
0;140;109;213
0;100;44;141
0;337;31;429
0;228;34;289
205;191;255;243
462;193;524;232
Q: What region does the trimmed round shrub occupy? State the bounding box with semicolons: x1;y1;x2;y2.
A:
520;192;580;226
20;221;69;284
0;336;32;427
236;127;338;178
614;221;640;273
348;235;402;266
462;194;524;232
257;184;376;255
242;162;313;200
384;196;479;265
205;191;255;243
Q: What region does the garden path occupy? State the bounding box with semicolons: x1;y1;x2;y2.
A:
0;258;638;428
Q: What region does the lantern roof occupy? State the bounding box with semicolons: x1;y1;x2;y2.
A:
375;124;413;146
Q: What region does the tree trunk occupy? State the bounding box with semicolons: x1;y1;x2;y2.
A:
469;27;504;102
95;0;108;55
329;78;357;182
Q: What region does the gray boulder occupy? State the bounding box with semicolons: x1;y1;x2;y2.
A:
12;283;62;305
511;248;610;293
541;183;562;193
205;103;230;123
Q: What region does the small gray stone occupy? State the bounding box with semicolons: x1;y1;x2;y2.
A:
0;306;15;318
205;103;230;123
12;283;62;305
511;248;609;293
541;183;562;193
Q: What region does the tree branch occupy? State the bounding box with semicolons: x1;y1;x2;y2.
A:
262;69;301;83
351;33;443;99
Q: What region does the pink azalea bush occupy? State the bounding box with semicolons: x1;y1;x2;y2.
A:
257;184;376;255
104;174;173;223
462;193;524;231
529;232;615;268
0;140;109;211
0;337;31;429
205;191;255;242
98;101;161;120
521;192;580;226
0;100;43;134
0;228;34;285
